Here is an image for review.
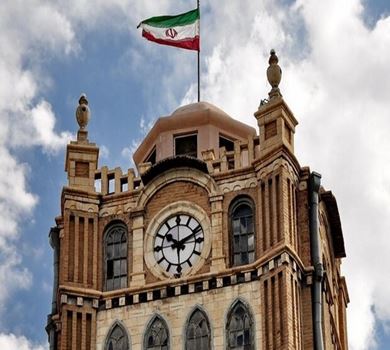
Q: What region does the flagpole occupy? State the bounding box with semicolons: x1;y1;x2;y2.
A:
197;0;200;102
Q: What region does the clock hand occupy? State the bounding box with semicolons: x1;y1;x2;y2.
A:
166;233;178;245
176;241;181;266
178;226;202;246
178;232;195;245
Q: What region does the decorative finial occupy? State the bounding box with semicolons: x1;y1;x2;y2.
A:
266;49;282;99
75;93;90;142
76;93;90;131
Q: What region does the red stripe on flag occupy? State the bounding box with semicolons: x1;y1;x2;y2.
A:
142;30;199;51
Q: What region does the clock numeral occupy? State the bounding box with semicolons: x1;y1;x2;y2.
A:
156;233;164;239
193;225;202;234
176;265;182;273
195;237;204;243
187;260;192;267
154;246;162;252
175;215;181;225
193;250;201;256
166;263;172;272
157;256;165;264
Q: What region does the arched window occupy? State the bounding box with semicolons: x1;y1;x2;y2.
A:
230;197;255;266
185;308;211;350
105;323;129;350
144;316;169;350
104;223;128;291
226;301;254;350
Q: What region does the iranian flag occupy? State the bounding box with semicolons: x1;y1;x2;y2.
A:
137;9;199;51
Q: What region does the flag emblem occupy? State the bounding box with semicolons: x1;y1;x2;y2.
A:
165;28;178;39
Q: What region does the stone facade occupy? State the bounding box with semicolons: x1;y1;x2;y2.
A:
46;54;349;350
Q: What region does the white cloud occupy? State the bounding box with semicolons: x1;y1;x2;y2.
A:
0;333;47;350
122;139;142;169
121;115;156;169
0;0;75;333
100;145;110;159
121;146;133;161
8;101;73;152
0;151;37;226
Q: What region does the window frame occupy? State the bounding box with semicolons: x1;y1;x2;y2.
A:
229;196;256;267
185;308;211;350
103;222;128;291
174;132;198;158
145;146;157;165
143;315;170;350
226;300;254;350
219;134;235;152
104;322;130;350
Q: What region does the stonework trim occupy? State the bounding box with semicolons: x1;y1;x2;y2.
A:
144;200;212;279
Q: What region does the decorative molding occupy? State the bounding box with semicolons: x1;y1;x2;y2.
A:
220;177;258;193
92;251;304;312
136;167;220;208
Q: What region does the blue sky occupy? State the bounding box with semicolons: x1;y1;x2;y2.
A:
1;1;390;349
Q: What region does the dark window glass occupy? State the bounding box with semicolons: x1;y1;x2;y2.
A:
144;316;169;350
186;309;211;350
175;134;197;157
105;324;129;350
146;147;156;165
219;135;235;152
227;302;254;350
230;199;255;266
105;224;128;291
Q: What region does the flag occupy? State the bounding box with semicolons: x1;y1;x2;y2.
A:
137;9;199;51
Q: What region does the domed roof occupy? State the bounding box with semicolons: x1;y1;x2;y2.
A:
172;101;231;119
167;101;256;137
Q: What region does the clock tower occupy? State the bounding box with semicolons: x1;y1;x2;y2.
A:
46;51;349;350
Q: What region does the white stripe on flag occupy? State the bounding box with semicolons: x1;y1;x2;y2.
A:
141;21;199;41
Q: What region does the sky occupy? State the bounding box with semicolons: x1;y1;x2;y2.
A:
0;0;389;349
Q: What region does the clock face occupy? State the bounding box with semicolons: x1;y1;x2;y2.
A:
153;214;204;277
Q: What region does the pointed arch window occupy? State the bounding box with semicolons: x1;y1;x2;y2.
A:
230;197;255;266
185;308;211;350
144;316;169;350
104;223;128;291
226;301;254;350
105;323;129;350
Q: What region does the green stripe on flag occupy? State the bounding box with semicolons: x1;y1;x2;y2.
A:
139;9;199;28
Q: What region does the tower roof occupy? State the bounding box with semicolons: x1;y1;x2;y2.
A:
133;101;256;166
